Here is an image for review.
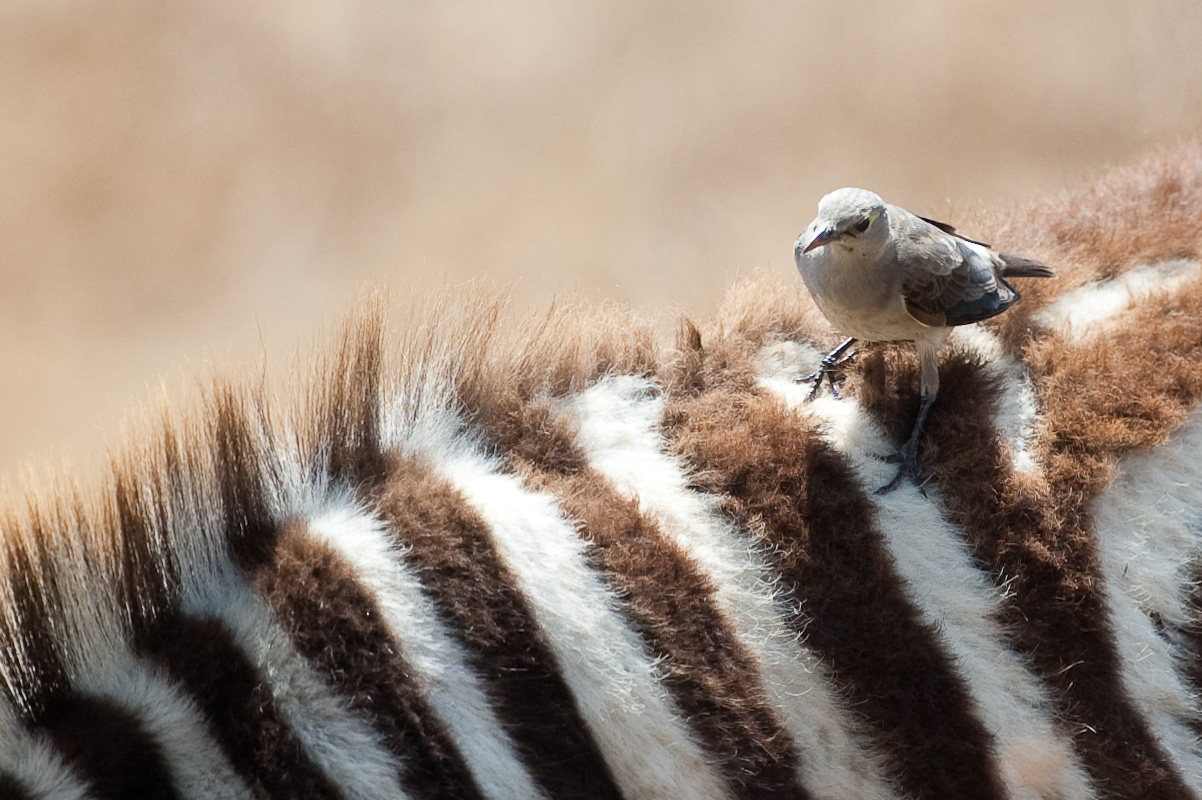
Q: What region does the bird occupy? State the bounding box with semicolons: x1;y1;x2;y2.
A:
793;187;1053;493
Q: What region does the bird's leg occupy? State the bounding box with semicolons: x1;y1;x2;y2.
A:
801;337;856;401
877;392;935;494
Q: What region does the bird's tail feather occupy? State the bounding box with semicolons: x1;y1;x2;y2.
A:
999;253;1055;278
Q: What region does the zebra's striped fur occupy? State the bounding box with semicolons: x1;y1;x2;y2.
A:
4;141;1202;798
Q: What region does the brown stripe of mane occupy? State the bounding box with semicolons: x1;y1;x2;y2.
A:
664;389;1009;800
252;520;486;800
135;612;345;800
525;461;812;800
375;454;625;800
39;695;180;800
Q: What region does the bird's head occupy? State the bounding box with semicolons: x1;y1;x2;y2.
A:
795;188;888;258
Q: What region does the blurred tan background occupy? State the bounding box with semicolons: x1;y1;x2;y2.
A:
2;1;1202;474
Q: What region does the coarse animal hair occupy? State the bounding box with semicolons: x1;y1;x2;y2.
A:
3;140;1202;799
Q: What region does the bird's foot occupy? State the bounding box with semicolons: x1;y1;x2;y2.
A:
799;345;857;401
875;393;936;495
875;439;924;495
799;369;832;401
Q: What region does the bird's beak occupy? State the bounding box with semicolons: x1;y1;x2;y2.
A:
797;225;837;254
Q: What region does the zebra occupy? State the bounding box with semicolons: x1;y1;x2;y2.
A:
3;140;1202;799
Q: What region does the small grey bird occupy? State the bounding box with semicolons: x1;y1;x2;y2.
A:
794;187;1053;493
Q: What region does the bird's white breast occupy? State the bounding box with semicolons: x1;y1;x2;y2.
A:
796;246;929;342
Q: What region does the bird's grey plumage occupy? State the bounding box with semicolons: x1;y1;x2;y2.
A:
894;213;1018;327
793;187;1053;492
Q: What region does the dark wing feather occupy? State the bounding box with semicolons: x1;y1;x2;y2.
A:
898;215;1019;327
917;215;991;248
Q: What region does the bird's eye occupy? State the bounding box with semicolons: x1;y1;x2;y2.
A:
853;218;871;234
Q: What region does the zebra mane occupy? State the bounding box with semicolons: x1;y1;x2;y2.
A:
3;140;1202;799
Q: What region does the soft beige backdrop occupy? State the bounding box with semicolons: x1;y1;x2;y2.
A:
3;1;1201;474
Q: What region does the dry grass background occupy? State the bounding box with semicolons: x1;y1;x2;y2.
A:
2;1;1201;475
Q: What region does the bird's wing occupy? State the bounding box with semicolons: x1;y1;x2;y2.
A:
894;212;1018;327
918;214;1055;277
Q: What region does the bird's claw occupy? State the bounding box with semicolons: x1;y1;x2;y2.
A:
876;441;922;495
800;369;832;401
799;348;856;401
875;394;936;495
